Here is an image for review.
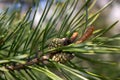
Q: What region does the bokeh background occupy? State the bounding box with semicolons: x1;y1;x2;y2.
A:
0;0;120;34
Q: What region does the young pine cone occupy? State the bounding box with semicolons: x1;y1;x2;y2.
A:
48;38;74;63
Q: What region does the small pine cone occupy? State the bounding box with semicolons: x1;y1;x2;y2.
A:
49;38;65;49
51;52;74;63
48;38;74;63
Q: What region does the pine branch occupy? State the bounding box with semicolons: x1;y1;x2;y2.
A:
0;0;119;80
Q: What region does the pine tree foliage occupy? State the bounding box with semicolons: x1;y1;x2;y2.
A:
0;0;120;80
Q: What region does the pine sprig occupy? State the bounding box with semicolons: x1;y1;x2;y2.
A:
0;0;119;80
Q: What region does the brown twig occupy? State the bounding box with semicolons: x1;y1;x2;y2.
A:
5;58;41;70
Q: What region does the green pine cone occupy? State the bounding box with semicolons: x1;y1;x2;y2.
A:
48;38;74;63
